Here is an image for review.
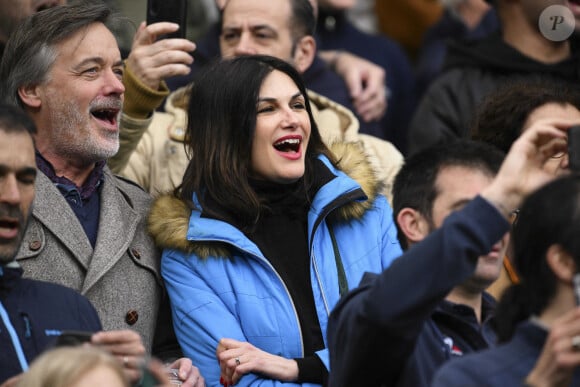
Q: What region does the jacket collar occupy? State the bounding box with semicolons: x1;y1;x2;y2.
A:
148;141;381;258
0;264;23;296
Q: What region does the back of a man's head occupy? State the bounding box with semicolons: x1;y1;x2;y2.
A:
0;1;115;108
392;140;504;249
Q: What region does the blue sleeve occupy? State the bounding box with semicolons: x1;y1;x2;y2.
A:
377;195;403;269
327;196;509;387
162;250;322;387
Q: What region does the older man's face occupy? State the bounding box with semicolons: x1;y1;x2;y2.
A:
31;22;125;167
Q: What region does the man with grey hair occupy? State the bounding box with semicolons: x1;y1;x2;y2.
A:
0;2;203;385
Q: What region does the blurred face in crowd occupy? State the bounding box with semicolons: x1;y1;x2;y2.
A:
0;129;36;263
21;22;125;168
251;70;311;183
522;102;580;175
428;165;508;290
220;0;297;62
0;0;65;42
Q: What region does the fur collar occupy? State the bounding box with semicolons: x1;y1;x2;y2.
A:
148;141;382;256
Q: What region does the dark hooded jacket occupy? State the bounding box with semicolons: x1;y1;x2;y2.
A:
408;32;580;155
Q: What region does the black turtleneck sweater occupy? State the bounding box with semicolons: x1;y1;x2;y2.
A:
244;179;326;384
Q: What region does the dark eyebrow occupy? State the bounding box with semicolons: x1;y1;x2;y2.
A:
250;25;277;34
258;92;303;103
0;165;37;177
17;167;37;177
73;57;123;70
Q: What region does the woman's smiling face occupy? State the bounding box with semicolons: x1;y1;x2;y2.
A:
250;69;311;183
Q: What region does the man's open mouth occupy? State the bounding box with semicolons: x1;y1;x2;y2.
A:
0;218;19;240
91;108;120;126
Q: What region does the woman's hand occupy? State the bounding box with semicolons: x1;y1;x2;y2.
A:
216;338;298;386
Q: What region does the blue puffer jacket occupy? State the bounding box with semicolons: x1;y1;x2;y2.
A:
148;143;402;387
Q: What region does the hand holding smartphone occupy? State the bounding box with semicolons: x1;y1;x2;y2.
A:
568;125;580;172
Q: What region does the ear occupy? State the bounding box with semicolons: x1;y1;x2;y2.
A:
546;244;577;282
396;208;430;246
292;35;316;74
18;84;42;109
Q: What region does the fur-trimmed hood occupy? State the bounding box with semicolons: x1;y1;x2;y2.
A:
148;141;383;256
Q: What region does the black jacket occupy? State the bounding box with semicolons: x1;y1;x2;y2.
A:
408;32;580;155
327;196;509;387
0;265;101;382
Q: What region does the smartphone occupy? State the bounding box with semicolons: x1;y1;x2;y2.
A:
568;125;580;172
54;330;93;347
574;273;580;305
146;0;188;39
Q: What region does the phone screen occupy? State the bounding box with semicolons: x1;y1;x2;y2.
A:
146;0;188;39
573;273;580;305
568;125;580;172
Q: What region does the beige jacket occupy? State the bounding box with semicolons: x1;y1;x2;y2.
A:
110;87;403;202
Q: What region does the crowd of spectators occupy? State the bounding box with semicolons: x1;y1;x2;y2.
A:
1;1;580;387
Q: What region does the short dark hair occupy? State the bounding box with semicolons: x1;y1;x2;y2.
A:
495;175;580;342
392;140;504;249
471;77;580;153
0;104;37;136
219;0;315;54
289;0;316;41
0;1;118;108
179;55;335;230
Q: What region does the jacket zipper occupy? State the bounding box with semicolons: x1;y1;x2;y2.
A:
309;189;365;316
206;241;306;358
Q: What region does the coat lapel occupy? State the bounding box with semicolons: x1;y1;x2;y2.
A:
33;173;93;268
81;170;140;293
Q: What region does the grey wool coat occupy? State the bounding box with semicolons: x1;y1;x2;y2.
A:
16;168;164;352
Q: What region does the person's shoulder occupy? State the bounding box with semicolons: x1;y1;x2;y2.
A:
106;169;150;198
432;349;497;387
433;341;529;387
19;277;101;328
21;277;90;304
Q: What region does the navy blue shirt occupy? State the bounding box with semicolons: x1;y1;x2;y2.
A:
35;153;103;247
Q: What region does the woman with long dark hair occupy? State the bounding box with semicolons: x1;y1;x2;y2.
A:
148;55;402;386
